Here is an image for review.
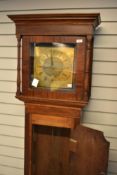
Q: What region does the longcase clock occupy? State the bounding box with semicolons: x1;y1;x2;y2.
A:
8;13;109;175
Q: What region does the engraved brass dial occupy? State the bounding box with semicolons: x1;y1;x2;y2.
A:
33;43;75;90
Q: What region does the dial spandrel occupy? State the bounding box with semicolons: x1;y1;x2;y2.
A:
31;43;75;91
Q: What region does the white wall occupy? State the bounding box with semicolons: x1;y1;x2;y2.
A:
0;0;117;174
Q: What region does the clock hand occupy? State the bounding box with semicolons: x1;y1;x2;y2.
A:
50;47;54;66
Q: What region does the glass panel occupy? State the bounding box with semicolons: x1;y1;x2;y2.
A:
30;42;75;91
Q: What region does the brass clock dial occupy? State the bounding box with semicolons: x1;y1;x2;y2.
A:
33;43;75;90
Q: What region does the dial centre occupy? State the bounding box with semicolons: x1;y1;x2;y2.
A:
43;57;63;77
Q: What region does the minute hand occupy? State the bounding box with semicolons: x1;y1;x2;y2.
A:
50;55;54;66
50;48;54;66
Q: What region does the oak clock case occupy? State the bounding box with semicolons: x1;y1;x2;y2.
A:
8;14;109;175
